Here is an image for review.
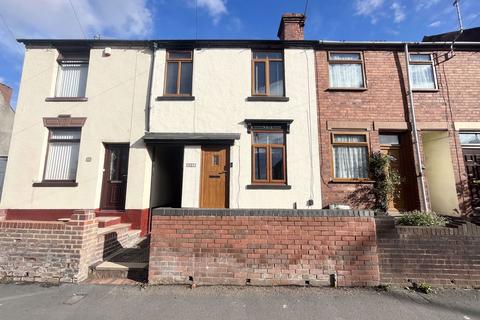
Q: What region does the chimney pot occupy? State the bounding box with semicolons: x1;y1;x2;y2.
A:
277;13;306;41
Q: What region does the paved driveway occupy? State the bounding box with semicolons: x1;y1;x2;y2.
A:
0;283;478;320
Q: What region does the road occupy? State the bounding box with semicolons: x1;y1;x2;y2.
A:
0;283;478;320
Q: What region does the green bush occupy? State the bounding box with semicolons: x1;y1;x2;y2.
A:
397;210;446;227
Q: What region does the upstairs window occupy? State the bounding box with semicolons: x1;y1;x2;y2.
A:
252;51;285;96
328;52;365;89
409;54;436;90
164;51;193;96
332;133;369;180
44;128;81;182
55;50;89;98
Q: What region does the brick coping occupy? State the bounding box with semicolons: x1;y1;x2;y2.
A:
152;208;374;217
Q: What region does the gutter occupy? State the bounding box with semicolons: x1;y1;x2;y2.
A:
403;43;429;212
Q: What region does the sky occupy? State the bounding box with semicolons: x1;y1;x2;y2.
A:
0;0;479;108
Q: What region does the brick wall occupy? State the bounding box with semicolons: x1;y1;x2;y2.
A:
315;49;480;213
0;210;97;283
149;209;379;287
0;210;141;283
377;217;480;288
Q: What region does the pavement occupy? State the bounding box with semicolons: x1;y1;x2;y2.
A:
0;283;478;320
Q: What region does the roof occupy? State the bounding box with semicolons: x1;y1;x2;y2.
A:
16;38;480;51
423;27;480;42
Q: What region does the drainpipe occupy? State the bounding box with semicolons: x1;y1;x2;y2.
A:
404;43;429;212
145;41;157;133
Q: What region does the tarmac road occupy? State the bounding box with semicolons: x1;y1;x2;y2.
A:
0;283;478;320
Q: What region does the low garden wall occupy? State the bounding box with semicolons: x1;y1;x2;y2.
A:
0;209;139;283
0;210;98;283
149;209;379;287
377;218;480;288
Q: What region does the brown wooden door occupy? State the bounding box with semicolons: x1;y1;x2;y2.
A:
463;148;480;210
200;146;229;208
101;144;129;210
381;146;406;212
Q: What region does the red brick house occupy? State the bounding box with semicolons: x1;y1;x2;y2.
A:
313;39;480;218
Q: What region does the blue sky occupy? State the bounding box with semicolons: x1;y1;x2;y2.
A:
1;0;479;107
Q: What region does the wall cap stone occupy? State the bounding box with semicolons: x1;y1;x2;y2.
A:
152;208;374;217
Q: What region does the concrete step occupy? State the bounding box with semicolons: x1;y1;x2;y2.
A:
97;223;131;236
96;216;122;228
89;261;148;282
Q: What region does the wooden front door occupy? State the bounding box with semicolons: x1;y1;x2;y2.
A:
463;148;480;210
200;146;229;208
381;145;406;212
101;144;129;210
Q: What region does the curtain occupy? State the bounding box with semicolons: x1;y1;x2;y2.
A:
55;62;88;97
329;63;363;88
44;130;81;181
269;61;284;96
410;64;435;89
333;135;368;179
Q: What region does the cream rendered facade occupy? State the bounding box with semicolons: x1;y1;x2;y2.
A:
0;45;152;211
1;40;322;227
150;47;322;209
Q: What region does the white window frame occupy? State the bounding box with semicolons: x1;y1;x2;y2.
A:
42;128;82;182
328;51;367;90
409;53;438;90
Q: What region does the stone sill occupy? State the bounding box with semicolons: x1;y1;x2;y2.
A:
156;96;195;101
45;97;88;102
32;182;78;187
246;96;290;102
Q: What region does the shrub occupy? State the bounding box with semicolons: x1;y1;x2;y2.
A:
397;210;446;227
369;152;402;214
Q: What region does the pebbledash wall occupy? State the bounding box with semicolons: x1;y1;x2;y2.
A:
149;209;380;286
0;210;140;283
376;217;480;288
316;47;480;215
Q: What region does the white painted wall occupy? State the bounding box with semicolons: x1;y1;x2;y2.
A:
181;146;201;207
423;131;460;215
0;47;152;210
151;48;322;209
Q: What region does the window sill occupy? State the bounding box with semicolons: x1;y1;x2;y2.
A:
32;181;78;187
412;89;439;93
45;97;88;102
330;179;374;184
326;88;367;92
156;96;195;101
246;96;290;102
246;184;291;190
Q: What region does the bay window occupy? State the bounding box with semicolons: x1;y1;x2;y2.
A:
332;133;369;180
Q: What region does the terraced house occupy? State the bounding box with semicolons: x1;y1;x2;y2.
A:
315;32;480;221
1;13;479;286
0;14;321;236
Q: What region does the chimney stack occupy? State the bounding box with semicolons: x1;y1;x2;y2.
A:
0;83;12;107
277;13;306;41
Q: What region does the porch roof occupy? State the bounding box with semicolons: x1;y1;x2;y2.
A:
143;132;240;145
